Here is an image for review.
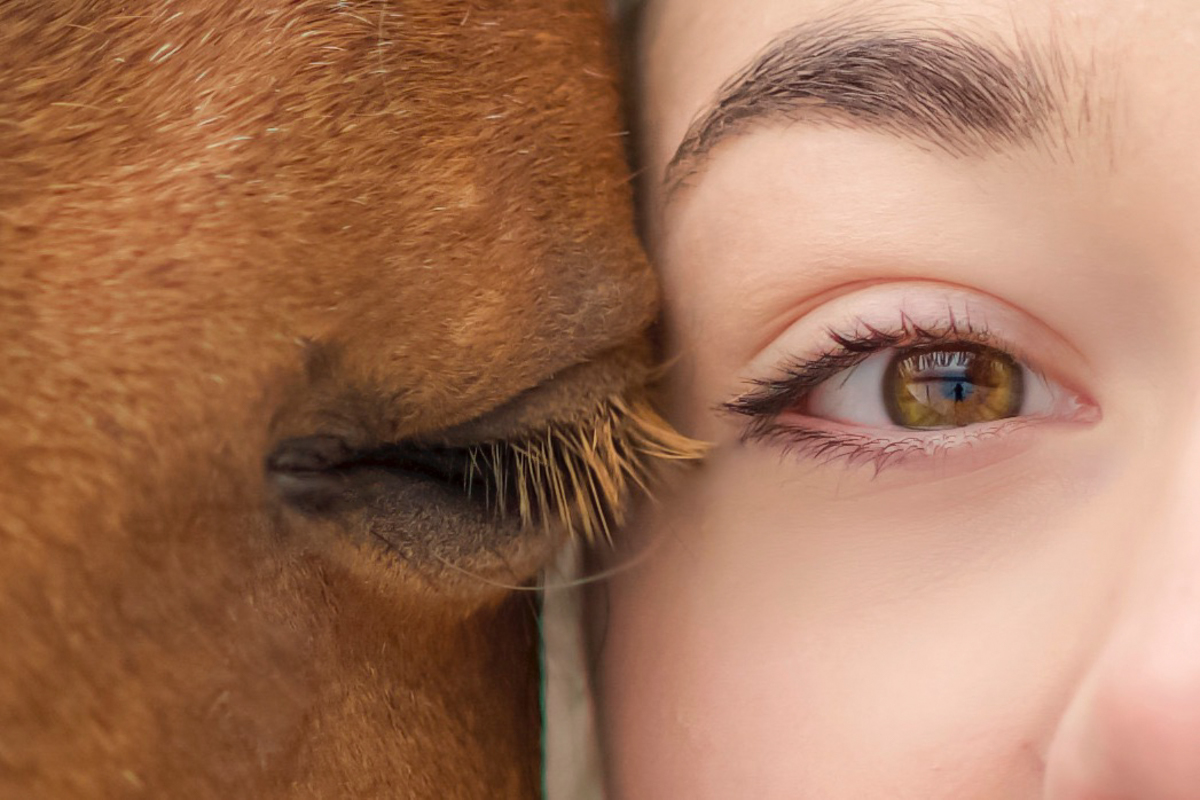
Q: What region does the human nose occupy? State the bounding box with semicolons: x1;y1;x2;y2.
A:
1044;432;1200;799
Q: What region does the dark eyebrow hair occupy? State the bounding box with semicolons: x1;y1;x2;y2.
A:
663;19;1074;195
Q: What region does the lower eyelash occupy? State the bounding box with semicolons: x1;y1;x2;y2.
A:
750;417;1039;475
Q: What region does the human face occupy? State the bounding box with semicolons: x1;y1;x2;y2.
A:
595;0;1200;797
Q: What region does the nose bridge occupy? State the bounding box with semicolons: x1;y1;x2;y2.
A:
1044;419;1200;799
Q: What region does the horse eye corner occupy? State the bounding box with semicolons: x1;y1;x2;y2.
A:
265;435;355;514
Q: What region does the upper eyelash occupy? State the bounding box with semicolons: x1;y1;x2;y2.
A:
721;311;1000;442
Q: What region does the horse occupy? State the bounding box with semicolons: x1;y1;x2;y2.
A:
0;1;695;796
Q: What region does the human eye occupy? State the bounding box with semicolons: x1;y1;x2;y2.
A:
722;284;1100;472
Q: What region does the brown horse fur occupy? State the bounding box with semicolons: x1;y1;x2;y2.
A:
0;1;700;797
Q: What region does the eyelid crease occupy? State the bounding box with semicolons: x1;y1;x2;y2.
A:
743;278;1093;370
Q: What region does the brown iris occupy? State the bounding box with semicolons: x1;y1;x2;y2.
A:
884;344;1023;429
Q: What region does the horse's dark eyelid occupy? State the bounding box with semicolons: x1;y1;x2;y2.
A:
266;397;705;542
267;435;354;473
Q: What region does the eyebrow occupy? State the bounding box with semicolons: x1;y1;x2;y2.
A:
663;18;1074;194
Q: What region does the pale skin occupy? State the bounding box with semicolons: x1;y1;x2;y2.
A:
594;0;1200;797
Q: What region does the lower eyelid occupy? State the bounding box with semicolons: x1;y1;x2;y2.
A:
756;414;1076;476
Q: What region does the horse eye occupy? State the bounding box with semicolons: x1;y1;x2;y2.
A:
266;397;701;553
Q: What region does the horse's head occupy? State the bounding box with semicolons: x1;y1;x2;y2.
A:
0;1;690;795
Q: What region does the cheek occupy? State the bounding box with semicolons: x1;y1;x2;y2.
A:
598;442;1127;798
